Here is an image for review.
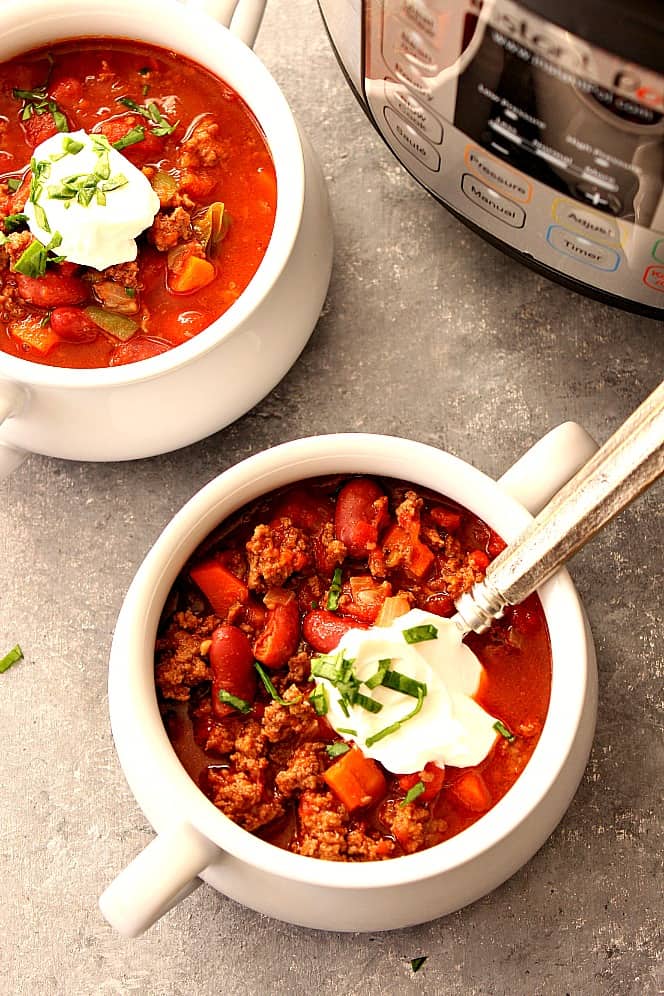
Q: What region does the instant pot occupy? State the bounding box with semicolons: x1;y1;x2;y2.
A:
318;0;664;317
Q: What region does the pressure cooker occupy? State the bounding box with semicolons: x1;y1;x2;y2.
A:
318;0;664;317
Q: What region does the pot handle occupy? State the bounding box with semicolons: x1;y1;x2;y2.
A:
99;821;222;937
497;422;599;516
183;0;267;48
0;383;28;480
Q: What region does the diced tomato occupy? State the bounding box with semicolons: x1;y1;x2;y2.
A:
189;559;249;618
270;487;333;533
382;523;434;580
49;77;83;109
487;530;508;559
96;114;163;164
253;590;300;668
399;762;445;802
430;507;462;532
450;770;492;812
209;625;257;719
302;609;364;653
109;337;170;365
323;746;386;811
339;576;392;624
467;550;490;574
15;271;87;308
21;111;62;147
48;307;99;343
334;478;389;558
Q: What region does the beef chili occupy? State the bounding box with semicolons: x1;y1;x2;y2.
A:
0;39;276;368
155;475;552;861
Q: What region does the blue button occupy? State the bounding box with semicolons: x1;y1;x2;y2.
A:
546;225;621;272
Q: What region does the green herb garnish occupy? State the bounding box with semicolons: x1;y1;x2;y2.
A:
326;566;343;611
12;233;63;277
116;96;178;136
13;86;67;132
336;727;357;736
112;126;146;151
3;212;28;233
326;742;350;758
364;658;390;689
410;956;427;974
402;623;438;644
380;669;427;699
308;683;329;716
0;644;23;673
217;688;252;714
7;177;22;193
493;719;516;743
365;686;425;748
254;660;301;707
400;780;425;806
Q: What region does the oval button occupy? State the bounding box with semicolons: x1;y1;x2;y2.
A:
384;106;441;171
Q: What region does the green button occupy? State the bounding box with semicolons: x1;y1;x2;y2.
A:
652;239;664;263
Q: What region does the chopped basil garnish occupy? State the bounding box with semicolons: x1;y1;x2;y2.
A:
365;686;425;748
13;233;64;277
3;213;28;233
364;658;390;690
380;669;427;699
62;135;84;155
13;86;67;132
326;566;343;611
400;780;425;806
326;742;350;758
217;688;252;714
402;623;438;644
125;287;136;298
308;683;328;716
116;96;178;136
410;956;427;974
254;660;301;707
112;126;146;151
0;644;23;673
493;719;516;743
7;177;22;193
336;727;357;736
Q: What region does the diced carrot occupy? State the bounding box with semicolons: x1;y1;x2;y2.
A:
169;254;215;294
382;523;434;580
451;770;492;812
189;559;249;617
9;317;60;355
323;746;386;812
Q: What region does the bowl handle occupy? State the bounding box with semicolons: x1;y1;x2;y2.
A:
0;383;28;479
99;822;221;937
497;422;599;516
182;0;267;48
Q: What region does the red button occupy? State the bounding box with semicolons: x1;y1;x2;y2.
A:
643;265;664;292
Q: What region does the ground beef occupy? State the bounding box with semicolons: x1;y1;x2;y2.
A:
315;521;347;575
274;742;328;798
154;609;216;700
437;535;477;599
261;687;319;744
207;766;284;832
177;118;226;170
295;790;349;860
3;231;32;269
246;520;313;591
147;206;195;252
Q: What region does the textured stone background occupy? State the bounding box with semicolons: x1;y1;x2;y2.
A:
1;2;662;994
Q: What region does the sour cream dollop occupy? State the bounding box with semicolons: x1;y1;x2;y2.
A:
23;129;160;271
314;608;498;774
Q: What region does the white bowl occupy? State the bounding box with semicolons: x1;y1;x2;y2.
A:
100;427;599;936
0;0;333;476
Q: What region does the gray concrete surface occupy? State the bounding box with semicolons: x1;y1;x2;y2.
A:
1;2;662;994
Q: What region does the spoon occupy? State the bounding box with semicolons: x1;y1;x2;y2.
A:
453;380;664;635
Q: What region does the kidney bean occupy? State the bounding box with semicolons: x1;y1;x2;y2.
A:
209;625;257;719
253;596;300;669
109;337;170;365
334;478;389;558
48;307;100;343
15;271;87;308
270;487;333;532
302;609;364;653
